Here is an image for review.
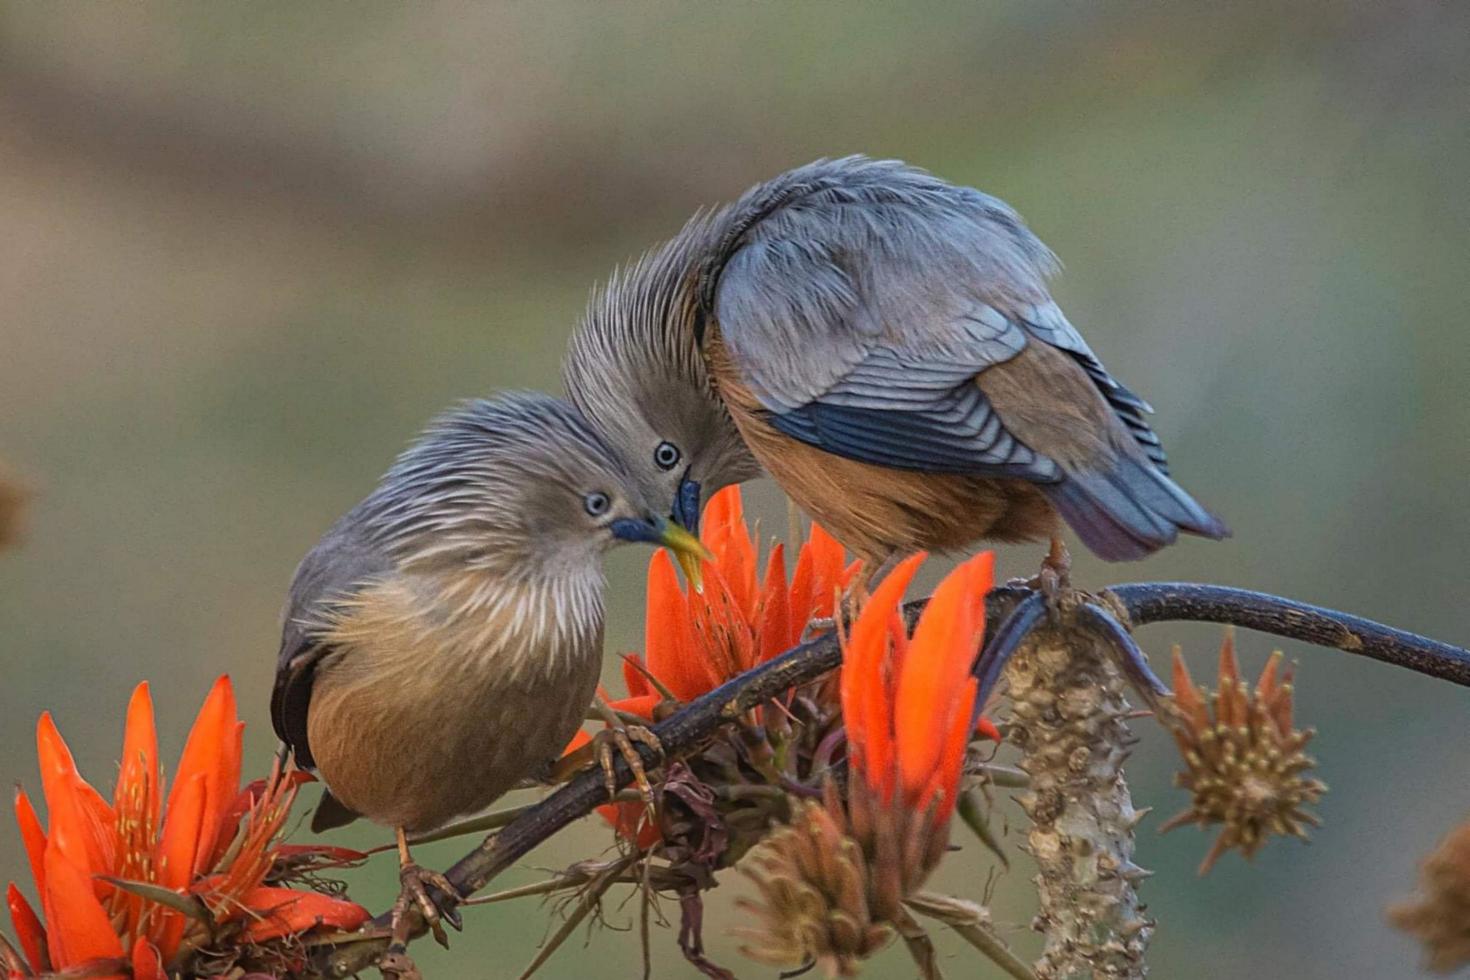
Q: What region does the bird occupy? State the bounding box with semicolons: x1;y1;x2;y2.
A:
563;213;762;541
564;156;1227;576
270;392;708;942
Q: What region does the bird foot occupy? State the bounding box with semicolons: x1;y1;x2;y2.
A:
1006;538;1073;617
391;862;461;949
592;720;663;818
800;614;838;643
799;571;873;643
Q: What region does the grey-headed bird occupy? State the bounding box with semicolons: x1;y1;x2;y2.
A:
565;156;1226;574
270;392;707;940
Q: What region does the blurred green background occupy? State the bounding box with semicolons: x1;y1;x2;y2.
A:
3;3;1468;977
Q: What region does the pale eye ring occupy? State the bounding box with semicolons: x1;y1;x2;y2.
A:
654;441;682;471
583;491;611;517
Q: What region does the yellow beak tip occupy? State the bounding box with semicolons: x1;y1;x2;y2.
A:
656;521;710;591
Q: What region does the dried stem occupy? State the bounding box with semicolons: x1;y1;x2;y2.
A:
1106;582;1470;686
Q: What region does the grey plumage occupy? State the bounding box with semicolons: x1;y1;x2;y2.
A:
564;155;1226;561
564;212;761;524
271;392;692;834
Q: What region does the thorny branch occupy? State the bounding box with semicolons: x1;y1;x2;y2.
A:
309;581;1470;977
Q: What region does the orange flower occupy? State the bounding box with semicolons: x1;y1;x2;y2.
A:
565;487;861;846
4;678;367;979
644;486;861;703
841;551;993;829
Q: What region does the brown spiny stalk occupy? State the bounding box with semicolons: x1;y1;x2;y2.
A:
1006;602;1152;979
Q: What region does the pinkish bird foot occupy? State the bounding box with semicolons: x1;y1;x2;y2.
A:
393;861;461;948
1003;538;1073;620
590;708;663;817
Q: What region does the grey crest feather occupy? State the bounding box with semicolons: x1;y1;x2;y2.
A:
564;211;761;494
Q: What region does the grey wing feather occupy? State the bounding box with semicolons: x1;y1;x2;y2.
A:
270;517;390;769
710;156;1167;476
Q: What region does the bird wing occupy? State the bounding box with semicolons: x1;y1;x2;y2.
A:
707;157;1168;475
271;521;390;770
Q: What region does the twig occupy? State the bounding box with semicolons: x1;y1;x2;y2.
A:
515;854;637;979
1107;582;1470;686
905;892;1036;980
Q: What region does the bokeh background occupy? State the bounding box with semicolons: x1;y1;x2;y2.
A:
3;3;1468;977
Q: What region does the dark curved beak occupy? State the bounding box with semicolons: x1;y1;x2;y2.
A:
672;476;702;537
610;514;712;590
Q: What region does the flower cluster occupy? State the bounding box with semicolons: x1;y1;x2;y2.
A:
736;551;994;974
555;491;1002;976
636;486;860;705
4;678;366;980
1161;632;1326;875
568;486;861;847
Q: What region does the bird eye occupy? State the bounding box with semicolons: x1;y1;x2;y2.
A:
654;441;682;471
583;491;611;517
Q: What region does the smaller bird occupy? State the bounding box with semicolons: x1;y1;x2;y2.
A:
270;393;707;942
566;156;1227;575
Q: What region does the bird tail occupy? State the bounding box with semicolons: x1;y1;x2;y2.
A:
1042;453;1229;562
311;788;361;833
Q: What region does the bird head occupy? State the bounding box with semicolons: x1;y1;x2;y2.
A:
363;392;711;585
564;213;761;540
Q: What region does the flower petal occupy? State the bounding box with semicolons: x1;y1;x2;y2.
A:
612;694;661;721
35;715;114;886
13;790;47;901
41;842;123;968
643;550;708;701
6;883;47;974
792;522;849;626
702;487;757;619
840;553;925;802
895;553;991;804
596;801;660;849
165;676;240;879
620;654;653;700
756;544;793;662
156;771;205;961
115;683;160;826
130;937;166;980
233;887;368;941
923;676;979;825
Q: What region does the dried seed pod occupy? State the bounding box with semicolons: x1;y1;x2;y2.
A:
733;800;893;977
1161;631;1326;874
1389;815;1470;974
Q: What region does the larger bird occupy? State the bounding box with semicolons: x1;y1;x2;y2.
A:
271;392;707;940
565;156;1227;572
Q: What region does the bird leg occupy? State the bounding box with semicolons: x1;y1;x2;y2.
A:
1037;536;1072;601
589;697;662;819
390;827;461;950
1004;537;1073;619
